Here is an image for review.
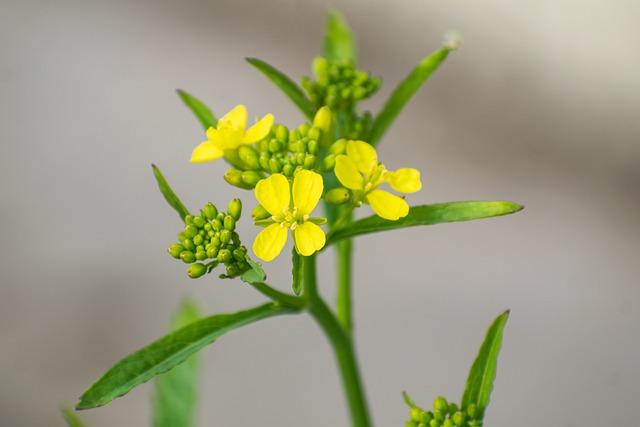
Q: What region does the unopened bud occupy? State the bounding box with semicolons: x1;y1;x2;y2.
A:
329;139;347;154
187;263;207;278
466;404;477;418
241;170;264;188
195;251;206;261
323;154;336;171
220;229;232;244
325;187;350;205
217;249;232;263
410;408;422;422
452;411;465;426
193;215;206;228
307;139;318;155
238;145;260;170
447;403;458;415
225;168;251;189
168;244;184;259
252;204;271;221
433;397;448;413
223;215;236;231
429;420;440;427
313;56;329;85
442;420;453;427
180;251;195;264
202;202;218;220
313;106;332;134
303;154;316;169
227;198;242;220
184;224;198;239
225;264;240;277
275;124;288;141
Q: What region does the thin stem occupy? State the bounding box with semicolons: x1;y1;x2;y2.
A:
248;281;306;309
336;239;353;333
303;255;372;427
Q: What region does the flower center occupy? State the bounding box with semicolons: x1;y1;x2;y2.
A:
273;207;309;230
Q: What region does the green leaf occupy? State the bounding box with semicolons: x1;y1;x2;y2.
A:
461;310;510;419
151;164;190;221
292;250;303;296
245;58;314;119
327;201;523;245
368;46;453;146
152;300;201;427
177;89;217;129
241;256;267;284
324;10;356;64
76;303;294;410
61;408;87;427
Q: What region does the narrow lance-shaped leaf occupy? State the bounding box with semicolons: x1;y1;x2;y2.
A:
327;201;523;245
324;10;357;65
152;164;190;221
292;250;303;296
76;303;295;410
61;408;87;427
368;45;455;146
246;58;314;119
177;89;217;130
152;300;201;427
461;310;510;419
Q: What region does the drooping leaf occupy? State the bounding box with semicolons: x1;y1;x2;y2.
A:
368;46;453;146
246;58;314;119
324;10;356;64
292;250;303;296
61;408;87;427
76;303;294;410
177;89;217;129
461;310;510;419
327;201;523;245
152;300;201;427
151;164;190;221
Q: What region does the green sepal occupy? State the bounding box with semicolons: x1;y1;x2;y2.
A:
245;57;314;119
324;10;357;65
327;201;523;245
61;408;87;427
152;164;190;221
177;89;217;129
292;249;303;296
368;46;454;146
461;310;510;420
152;300;201;427
76;303;293;410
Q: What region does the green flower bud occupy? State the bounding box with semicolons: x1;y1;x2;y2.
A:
177;231;187;242
225;264;240;277
184;224;198;239
211;236;221;247
224;168;251;189
275;124;288;141
297;123;310;136
195;251;207;261
313;56;329;85
233;248;247;262
307;127;320;142
353;86;367;100
187;263;207;278
182;239;195;251
227;198;242;220
410;408;422;422
223;215;236;231
217;249;232;263
180;251;195;263
442;420;453;427
433;397;448;413
307;139;319;155
433;410;444;422
452;411;465;426
447;403;458;416
168;244;184;258
303;154;316;169
420;412;433;424
220;229;232;244
223;149;246;169
193;215;206;228
193;234;204;246
325;187;350;205
212;219;222;231
282;163;294;177
206;246;218;258
330;139;347;154
259;155;270;171
238;145;260;170
323;154;336;171
429;420;440;427
268;158;281;173
268;139;282;153
252;204;271;221
466;404;477;419
202;202;218;220
242;170;264;188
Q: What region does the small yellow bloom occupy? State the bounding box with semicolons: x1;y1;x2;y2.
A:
334;140;421;220
252;171;326;261
191;105;274;163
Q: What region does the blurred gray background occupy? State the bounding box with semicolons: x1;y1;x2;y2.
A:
1;0;639;426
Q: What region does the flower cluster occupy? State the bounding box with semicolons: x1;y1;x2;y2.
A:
167;199;250;279
405;396;482;427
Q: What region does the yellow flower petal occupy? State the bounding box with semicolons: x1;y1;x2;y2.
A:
292;170;323;216
293;221;326;256
253;223;288;262
190;141;224;163
346;140;377;174
220;104;247;130
386;168;422;193
205;126;218;140
254;173;290;216
242;113;274;144
365;189;409;220
334;155;363;190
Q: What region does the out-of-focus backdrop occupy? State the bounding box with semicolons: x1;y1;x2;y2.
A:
1;0;639;426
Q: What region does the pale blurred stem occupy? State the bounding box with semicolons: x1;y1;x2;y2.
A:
303;254;372;427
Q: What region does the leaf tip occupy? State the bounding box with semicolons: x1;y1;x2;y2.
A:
443;31;463;51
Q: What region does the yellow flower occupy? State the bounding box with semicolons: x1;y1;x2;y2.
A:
252;170;326;261
190;105;274;163
334;140;421;220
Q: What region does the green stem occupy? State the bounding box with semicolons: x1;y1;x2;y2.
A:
248;281;306;309
303;255;372;427
336;238;353;334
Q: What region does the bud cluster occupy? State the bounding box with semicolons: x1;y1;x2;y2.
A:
302;57;381;111
405;397;482;427
167;199;249;279
224;121;324;189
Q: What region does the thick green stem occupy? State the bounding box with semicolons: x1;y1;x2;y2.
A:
303;255;371;427
336;238;353;334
